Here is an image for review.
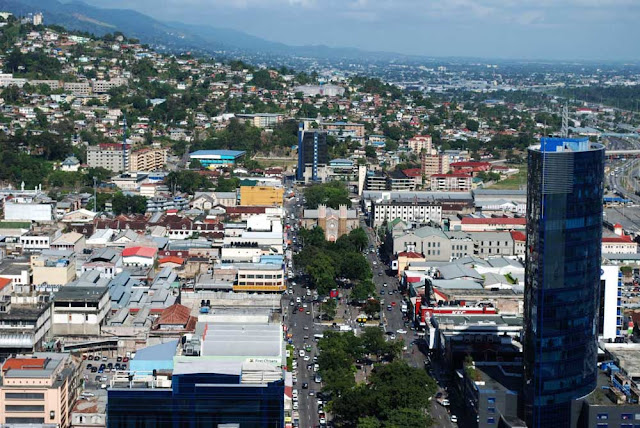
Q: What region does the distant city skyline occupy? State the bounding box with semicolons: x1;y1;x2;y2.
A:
79;0;640;61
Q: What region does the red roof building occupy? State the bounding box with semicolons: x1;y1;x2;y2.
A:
460;216;526;232
2;358;47;372
158;256;185;266
122;247;157;258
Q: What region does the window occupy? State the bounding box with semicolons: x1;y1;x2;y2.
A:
487;418;495;424
5;393;44;400
5;405;45;412
623;415;634;420
487;397;496;404
6;418;44;424
596;424;608;428
597;414;608;420
487;407;496;414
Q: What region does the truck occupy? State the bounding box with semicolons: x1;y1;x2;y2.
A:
339;325;353;332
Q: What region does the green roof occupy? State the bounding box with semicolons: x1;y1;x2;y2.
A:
0;221;31;229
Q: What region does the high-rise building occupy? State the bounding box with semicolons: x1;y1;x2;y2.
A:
296;125;328;183
524;137;605;427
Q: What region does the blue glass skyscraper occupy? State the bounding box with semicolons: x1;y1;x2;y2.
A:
524;137;605;427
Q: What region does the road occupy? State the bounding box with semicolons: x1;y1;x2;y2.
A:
284;191;457;427
361;222;457;427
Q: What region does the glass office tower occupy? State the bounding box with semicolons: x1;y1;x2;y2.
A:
297;123;328;182
524;137;605;427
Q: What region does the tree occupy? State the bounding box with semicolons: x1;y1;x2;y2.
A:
215;176;239;192
361;327;388;359
385;408;432;427
357;417;382;428
321;299;337;320
339;252;371;281
466;119;480;132
307;253;336;295
362;298;381;317
348;228;369;252
303;181;351;209
165;171;211;194
364;146;377;159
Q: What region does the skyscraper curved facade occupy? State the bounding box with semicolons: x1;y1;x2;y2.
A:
524;137;605;428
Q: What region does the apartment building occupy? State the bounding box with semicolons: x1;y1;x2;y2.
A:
235;113;283;129
421;153;450;177
321;121;365;143
63;82;92;96
91;78;128;94
408;135;432;153
129;147;167;172
371;199;442;227
430;173;472;192
87;143;130;173
0;353;81;427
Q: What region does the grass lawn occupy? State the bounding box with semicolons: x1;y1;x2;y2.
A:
488;164;527;190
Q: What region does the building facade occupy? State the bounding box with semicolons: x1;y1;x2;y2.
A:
0;353;81;427
87;143;130;173
421;153;450;178
129;147;167;172
430;173;472;191
371;199;442;227
189;150;245;168
524;137;605;427
302;205;359;242
297;126;329;183
408;135;432;153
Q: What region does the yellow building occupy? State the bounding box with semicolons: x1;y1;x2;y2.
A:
240;186;284;207
31;253;76;287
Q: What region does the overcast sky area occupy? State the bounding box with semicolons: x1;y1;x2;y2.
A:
81;0;639;61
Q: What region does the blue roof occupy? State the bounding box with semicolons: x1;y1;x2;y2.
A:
133;339;178;361
190;150;246;158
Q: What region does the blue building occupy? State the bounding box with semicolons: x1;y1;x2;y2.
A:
296;124;328;183
107;322;285;427
524;137;605;427
189;150;245;168
107;371;284;427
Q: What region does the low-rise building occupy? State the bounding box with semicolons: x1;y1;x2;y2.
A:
430;173;473;192
240;185;284;207
31;251;76;287
52;286;110;336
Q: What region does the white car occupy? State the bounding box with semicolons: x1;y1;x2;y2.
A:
319;417;327;424
299;350;305;357
383;283;388;287
293;402;299;410
303;303;308;308
296;297;301;304
303;355;310;361
450;415;458;423
397;329;407;334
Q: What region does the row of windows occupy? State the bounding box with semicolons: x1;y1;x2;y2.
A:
5;393;44;400
598;413;640;421
6;404;44;412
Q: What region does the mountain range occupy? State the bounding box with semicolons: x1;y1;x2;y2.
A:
0;0;407;61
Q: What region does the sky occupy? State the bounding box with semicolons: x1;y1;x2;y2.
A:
80;0;640;61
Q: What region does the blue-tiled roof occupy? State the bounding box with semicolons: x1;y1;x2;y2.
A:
190;150;246;158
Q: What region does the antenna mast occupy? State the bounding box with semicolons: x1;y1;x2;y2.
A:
561;103;569;138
